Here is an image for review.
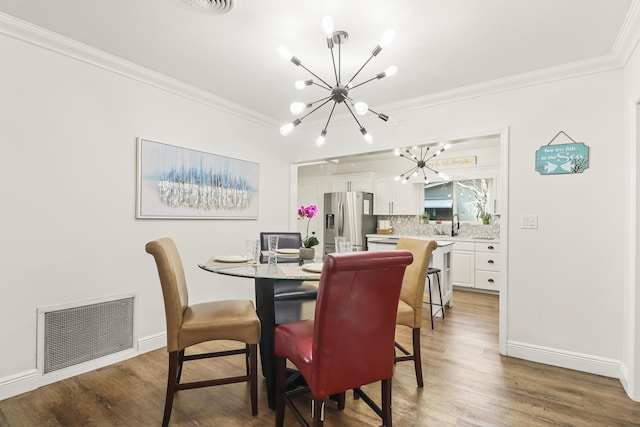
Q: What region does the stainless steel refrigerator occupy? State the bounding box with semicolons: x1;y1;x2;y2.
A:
323;191;377;254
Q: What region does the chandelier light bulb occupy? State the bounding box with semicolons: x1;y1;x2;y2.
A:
290;102;306;115
360;128;374;144
355;102;369;116
280;118;301;136
277;45;293;61
295;79;312;90
394;175;401;181
438;172;450;180
280;123;294;136
316;130;327;147
384;65;398;77
393;148;401;156
424;178;430;184
322;16;334;38
402;177;409;184
412;171;418;177
379;29;396;48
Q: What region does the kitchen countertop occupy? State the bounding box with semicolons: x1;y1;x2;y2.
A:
366;234;500;243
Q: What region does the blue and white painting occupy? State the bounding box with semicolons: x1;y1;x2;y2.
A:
137;138;259;218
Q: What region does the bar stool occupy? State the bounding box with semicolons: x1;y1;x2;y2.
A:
427;267;445;329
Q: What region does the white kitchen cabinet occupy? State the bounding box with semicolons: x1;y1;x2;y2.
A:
331;173;373;192
367;236;454;313
474;242;500;291
451;241;475;288
373;176;420;215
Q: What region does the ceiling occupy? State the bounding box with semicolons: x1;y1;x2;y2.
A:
0;0;635;130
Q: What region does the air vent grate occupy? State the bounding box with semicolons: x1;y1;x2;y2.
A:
43;297;134;374
182;0;236;14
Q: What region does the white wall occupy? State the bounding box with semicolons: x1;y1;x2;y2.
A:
0;31;293;396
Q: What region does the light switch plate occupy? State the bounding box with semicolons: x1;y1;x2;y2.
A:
522;215;538;229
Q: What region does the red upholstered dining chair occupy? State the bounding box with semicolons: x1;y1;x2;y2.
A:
394;238;438;388
146;238;261;427
274;250;413;427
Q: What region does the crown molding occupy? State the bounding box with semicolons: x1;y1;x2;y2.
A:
0;12;278;129
612;0;640;67
381;54;621;115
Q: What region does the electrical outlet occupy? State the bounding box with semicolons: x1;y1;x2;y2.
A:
521;215;538;229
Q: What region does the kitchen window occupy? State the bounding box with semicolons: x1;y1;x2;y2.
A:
424;178;492;221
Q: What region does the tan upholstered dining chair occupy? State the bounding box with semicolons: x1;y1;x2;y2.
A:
394;237;438;388
146;237;261;426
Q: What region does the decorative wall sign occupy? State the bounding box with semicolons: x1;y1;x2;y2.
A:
427;156;477;169
535;131;589;175
136;138;259;219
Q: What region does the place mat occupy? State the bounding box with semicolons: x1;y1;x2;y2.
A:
202;257;249;268
278;263;322;278
214;255;248;263
261;250;299;258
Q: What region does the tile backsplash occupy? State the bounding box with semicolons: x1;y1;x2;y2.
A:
377;215;500;239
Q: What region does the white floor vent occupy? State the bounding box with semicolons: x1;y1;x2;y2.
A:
39;296;135;374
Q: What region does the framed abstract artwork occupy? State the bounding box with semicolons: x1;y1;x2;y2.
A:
136;138;259;219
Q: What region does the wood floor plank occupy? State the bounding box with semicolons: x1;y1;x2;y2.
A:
1;290;639;426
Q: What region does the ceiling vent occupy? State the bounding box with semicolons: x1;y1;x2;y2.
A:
182;0;236;13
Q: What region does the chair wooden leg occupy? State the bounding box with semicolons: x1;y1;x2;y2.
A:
163;351;179;427
334;391;346;410
176;349;185;384
381;378;392;427
427;276;435;329
249;344;258;415
412;328;424;388
312;398;324;427
435;272;444;318
275;356;287;427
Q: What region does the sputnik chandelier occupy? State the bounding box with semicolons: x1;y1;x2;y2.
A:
279;16;397;146
394;144;451;184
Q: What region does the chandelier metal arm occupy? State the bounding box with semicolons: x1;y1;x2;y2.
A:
329;44;339;84
299;98;335;122
308;94;333;107
322;102;338;132
346;53;376;88
399;165;418;177
349;75;378;90
298;63;333;90
398;153;416;162
366;107;389;122
343;102;365;130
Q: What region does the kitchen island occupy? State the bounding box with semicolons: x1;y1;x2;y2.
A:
367;234;454;316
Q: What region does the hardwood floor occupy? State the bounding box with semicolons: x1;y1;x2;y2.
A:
1;290;639;426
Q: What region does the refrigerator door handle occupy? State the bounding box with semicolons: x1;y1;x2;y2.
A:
338;198;344;236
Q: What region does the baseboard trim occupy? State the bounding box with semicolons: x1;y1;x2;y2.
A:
507;340;620;379
0;369;38;401
0;332;166;402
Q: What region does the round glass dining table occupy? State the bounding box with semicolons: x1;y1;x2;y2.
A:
198;258;321;409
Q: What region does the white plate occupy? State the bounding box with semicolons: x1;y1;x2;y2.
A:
277;248;300;255
301;263;323;273
214;255;248;263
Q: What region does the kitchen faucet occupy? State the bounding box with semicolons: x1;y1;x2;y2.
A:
451;213;460;237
